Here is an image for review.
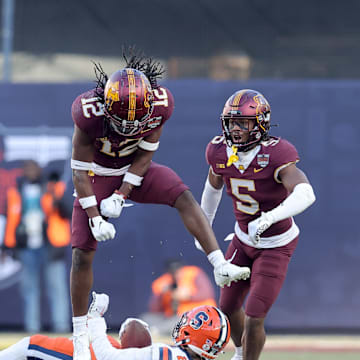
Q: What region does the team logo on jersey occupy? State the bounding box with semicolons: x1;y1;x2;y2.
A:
216;163;225;169
257;153;270;168
147;116;162;129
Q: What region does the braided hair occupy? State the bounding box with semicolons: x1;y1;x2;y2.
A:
93;46;164;102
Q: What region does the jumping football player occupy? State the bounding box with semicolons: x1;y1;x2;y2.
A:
70;51;250;360
195;89;316;360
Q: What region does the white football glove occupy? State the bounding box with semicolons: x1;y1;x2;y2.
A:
100;192;126;218
89;216;116;242
248;212;274;245
214;262;251;288
88;291;109;318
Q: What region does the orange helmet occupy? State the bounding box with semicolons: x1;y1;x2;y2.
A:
172;305;230;359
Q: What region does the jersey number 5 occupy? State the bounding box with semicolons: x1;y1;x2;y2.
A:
230;178;259;215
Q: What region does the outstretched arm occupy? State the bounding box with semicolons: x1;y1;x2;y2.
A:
88;292;153;360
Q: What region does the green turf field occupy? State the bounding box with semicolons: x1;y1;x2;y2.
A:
1;333;359;359
220;350;360;360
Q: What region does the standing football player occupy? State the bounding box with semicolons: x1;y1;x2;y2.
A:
195;89;316;360
70;52;250;360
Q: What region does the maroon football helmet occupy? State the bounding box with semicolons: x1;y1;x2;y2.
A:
103;68;154;136
221;89;271;151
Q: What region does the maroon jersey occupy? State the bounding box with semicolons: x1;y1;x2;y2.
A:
71;86;174;169
206;136;299;237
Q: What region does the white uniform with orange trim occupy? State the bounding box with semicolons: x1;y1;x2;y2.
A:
0;334;121;360
89;318;191;360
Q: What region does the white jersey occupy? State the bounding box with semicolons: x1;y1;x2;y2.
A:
92;337;191;360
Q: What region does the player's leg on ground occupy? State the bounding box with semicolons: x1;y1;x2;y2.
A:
219;238;252;360
241;239;298;360
229;307;245;346
227;308;245;360
242;315;265;360
0;336;29;360
174;190;219;253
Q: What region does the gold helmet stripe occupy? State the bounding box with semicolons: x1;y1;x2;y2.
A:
231;90;246;107
127;69;136;121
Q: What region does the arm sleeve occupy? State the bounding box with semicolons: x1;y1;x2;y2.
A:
267;183;316;223
89;318;153;360
200;177;223;225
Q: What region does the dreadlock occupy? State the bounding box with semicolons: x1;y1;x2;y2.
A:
93;61;108;103
122;45;165;89
92;46;164;101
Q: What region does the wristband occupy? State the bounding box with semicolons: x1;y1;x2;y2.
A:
71;159;93;171
138;140;160;152
207;250;225;268
123;172;143;186
79;195;97;209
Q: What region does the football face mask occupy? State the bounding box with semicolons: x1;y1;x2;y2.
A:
221;89;271;152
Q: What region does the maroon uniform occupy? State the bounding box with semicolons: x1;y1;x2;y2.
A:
71;87;189;250
206;135;299;243
206;135;300;317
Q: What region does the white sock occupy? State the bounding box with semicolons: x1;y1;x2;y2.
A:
234;346;243;359
72;315;88;336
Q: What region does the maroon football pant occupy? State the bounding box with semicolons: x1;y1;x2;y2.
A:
71;162;189;251
219;234;299;318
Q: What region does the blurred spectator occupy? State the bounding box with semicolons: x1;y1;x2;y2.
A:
4;160;71;332
141;259;216;336
0;140;23;290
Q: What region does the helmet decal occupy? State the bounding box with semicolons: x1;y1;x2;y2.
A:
190;311;209;330
172;305;230;360
105;80;119;111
